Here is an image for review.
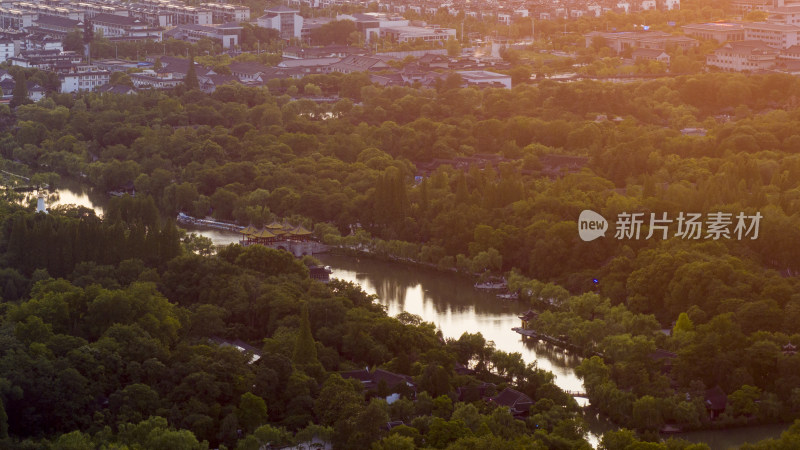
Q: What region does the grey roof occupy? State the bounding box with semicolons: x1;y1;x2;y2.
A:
490;388;532;408
229;61;271;75
34;14;80;28
91;14;143;26
98;84;137;94
264;5;299;13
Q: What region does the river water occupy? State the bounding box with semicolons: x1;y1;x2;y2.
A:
45;188;790;449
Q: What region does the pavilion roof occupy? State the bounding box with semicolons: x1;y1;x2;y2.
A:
240;225;258;235
289;225;312;235
255;229;277;238
266;220;284;229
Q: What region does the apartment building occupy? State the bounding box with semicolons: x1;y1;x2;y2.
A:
743;22;800;49
258;5;302;40
199;3;249;23
91;13;163;41
706;40;778;71
0;6;34;29
59;66;111;92
585;30;699;53
682;23;746;43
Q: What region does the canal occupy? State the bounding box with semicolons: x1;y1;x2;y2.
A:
39;188;791;449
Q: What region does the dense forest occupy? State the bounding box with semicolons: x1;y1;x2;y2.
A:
3;68;800;446
0;196;599;449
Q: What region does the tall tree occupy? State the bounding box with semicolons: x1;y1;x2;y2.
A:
0;397;7;439
184;54;199;90
293;303;318;366
11;73;29;108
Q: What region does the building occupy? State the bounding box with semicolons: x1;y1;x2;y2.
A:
585;30;699;53
97;84;137;94
277;57;340;74
704;386;727;420
730;0;772;13
92;58;142;71
258;5;302;40
9;49;82;70
131;0;212;26
518;310;538;328
0;39;18;63
24;34;63;51
340;368;417;404
72;2;127;19
632;48;670;64
368;25;456;44
164;23;241;49
59;66;111;93
767;5;800;25
91;13;163;41
199;3;249;23
282;44;362;59
489;388;533;415
338;12;408;33
8;2;82;21
457;70;512;88
229;61;272;81
743;22;800;49
330;54;389;73
27;82;45;101
31;15;81;39
130;70;183;89
706;40;778;71
0;6;34;29
682;23;746;43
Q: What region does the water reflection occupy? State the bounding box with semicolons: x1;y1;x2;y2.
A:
173;229;589;394
23;181;107;216
316;253;587;394
53;188;789;449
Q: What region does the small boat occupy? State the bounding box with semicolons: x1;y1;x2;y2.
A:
474;277;507;290
497;292;519;300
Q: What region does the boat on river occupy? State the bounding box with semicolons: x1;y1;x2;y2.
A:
474;277;507;290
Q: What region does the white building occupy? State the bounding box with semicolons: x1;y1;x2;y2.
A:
59;67;111;93
165;23;241;48
0;7;34;29
92;13;163;41
199;3;250;23
9;2;82;20
131;0;212;26
258;5;302;40
457;70;512;88
365;24;456;43
706;40;778;71
0;39;19;62
743;22;800;49
130;71;183;89
72;2;127;19
766;5;800;25
641;0;657;10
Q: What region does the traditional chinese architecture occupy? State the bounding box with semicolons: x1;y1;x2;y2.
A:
489;388;533;416
518;309;538;328
341;368;417;404
238;220;328;256
649;349;678;374
704;386;728;420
